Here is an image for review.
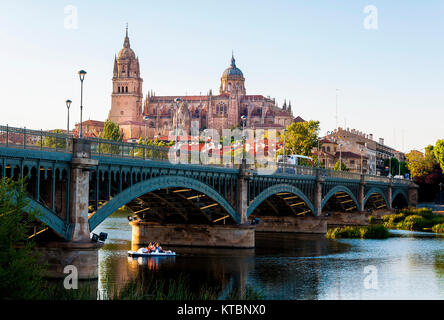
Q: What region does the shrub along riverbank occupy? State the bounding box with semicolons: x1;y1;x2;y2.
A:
326;225;390;239
381;207;444;232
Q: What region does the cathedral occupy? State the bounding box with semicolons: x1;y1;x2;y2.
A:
108;28;296;141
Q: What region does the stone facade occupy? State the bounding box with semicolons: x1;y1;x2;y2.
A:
108;29;295;140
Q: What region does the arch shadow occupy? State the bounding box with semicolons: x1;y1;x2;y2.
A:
89;175;239;231
392;189;409;205
321;185;361;211
364;187;389;207
247;184;316;217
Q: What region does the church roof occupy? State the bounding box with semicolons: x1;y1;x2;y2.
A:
222;54;244;78
293;116;306;123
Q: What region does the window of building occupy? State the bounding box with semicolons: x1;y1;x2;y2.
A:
118;87;120;93
126;86;128;93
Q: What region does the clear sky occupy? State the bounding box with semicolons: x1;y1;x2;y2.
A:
0;0;443;152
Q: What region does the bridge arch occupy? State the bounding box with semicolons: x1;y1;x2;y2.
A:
247;184;316;217
392;189;409;208
322;185;361;211
364;187;389;208
89;175;239;231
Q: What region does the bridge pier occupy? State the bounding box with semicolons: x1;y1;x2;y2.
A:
314;170;324;216
37;139;102;279
408;182;419;207
130;221;255;248
359;175;365;212
237;161;252;224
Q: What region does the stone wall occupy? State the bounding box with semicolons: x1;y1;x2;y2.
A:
253;216;327;234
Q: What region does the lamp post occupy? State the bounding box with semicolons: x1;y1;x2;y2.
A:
339;143;343;171
143;115;149;143
65;99;72;135
283;128;287;164
174;97;182;159
78;70;87;138
241;115;247;165
325;131;332;169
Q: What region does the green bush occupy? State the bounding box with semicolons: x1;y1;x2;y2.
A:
326;225;390;239
382;213;405;224
0;178;48;299
368;216;378;224
432;223;444;233
361;225;390;239
397;215;428;231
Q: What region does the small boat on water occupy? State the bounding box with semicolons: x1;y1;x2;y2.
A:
128;248;176;257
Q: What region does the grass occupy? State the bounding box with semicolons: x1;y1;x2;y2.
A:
39;273;264;300
326;225;390;239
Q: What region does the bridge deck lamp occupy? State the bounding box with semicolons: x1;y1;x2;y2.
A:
78;69;87;138
143;115;149;143
65;99;72;135
174;97;182;159
241;115;247;165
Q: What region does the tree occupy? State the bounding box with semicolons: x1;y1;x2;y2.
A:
0;178;47;299
406;149;435;177
333;160;349;171
434;139;444;172
101;120;122;141
100;120;122;154
38;129;67;149
280;120;320;157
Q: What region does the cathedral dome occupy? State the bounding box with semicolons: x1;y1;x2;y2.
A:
222;55;244;78
118;46;136;60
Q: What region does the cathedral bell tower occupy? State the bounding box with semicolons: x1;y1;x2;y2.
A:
108;26;143;124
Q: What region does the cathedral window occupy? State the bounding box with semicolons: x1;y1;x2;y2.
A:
118;87;120;93
126;86;128;93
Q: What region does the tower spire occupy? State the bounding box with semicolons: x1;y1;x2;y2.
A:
123;23;130;48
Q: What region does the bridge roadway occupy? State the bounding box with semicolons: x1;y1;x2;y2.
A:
0;126;417;278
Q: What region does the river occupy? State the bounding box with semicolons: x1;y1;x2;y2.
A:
93;212;444;300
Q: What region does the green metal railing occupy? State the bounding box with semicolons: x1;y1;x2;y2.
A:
0;125;74;153
0;125;412;184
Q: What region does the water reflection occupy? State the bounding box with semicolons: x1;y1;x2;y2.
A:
94;215;444;300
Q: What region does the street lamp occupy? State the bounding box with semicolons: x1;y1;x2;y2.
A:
283;128;287;164
78;70;87;138
143;114;149;143
174;97;182;159
65;99;72;135
241;115;247;165
338;143;343;171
